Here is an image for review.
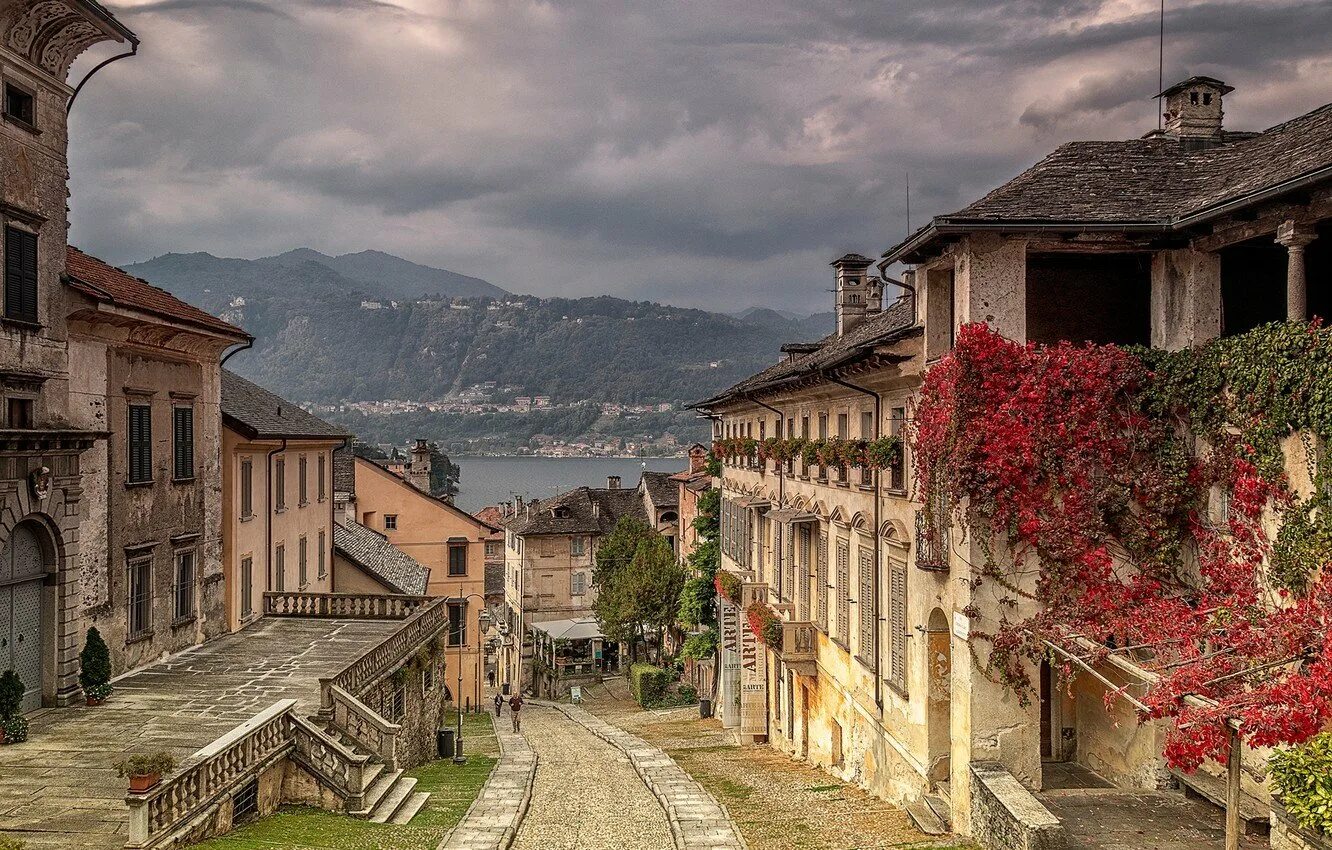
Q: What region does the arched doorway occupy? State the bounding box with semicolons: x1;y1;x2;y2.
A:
926;608;951;786
0;521;53;713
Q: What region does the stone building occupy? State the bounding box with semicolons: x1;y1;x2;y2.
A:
337;450;495;709
0;0;137;711
498;478;644;692
221;371;347;630
66;248;250;677
693;77;1332;844
671;444;714;692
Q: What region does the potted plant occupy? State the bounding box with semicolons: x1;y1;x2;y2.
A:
0;669;26;745
79;627;113;706
115;752;177;793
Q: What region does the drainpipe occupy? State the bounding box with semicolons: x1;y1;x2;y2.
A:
823;372;884;713
67;40;139;114
265;439;288;594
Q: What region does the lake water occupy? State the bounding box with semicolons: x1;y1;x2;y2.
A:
451;456;686;513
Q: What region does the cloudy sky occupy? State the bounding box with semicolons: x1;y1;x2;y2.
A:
66;0;1332;314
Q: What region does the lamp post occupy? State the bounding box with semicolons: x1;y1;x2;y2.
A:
454;585;489;764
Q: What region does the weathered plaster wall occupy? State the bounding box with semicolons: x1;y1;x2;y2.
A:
1151;249;1222;350
954;235;1027;342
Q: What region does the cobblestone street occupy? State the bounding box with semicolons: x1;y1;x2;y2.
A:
511;705;675;850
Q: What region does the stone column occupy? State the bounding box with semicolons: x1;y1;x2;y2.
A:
1151;249;1221;350
1277;220;1317;322
953;234;1027;342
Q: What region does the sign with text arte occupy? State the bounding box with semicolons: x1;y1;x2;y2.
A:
720;599;742;729
738;583;768;737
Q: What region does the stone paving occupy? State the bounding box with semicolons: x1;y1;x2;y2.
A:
511;704;678;850
542;701;746;850
438;710;537;850
0;617;400;850
1041;788;1268;850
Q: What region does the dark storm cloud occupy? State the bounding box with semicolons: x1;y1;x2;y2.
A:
66;0;1332;313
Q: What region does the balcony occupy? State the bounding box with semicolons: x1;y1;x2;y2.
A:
915;510;950;572
779;621;818;676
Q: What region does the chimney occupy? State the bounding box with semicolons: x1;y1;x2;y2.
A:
688;443;708;474
831;253;877;336
515;495;524;515
1158;76;1233;148
407;438;431;493
607;475;621;490
592;501;601;519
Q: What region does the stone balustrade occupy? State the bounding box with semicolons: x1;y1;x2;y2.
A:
126;700;297;849
780;621;818;676
328;684;401;770
288;712;372;809
263;590;431;620
320;596;450;711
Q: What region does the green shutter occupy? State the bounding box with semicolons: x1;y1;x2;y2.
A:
173;407;194;480
129;405;152;483
4;227;37;323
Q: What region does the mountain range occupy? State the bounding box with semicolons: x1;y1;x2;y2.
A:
122;249;833;406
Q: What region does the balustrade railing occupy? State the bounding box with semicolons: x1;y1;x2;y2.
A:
321;596;449;711
780;621;817;662
328;684;401;770
263;591;430;620
288;713;370;808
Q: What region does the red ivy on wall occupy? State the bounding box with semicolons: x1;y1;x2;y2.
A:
913;322;1332;771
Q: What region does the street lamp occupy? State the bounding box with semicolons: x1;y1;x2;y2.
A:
453;586;490;764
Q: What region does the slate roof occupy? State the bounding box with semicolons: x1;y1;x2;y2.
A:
484;563;505;597
333;520;430;595
332;447;356;497
691;296;918;409
65;247;250;339
641;471;679;509
507;485;646;537
222;370;351;441
885;101;1332;262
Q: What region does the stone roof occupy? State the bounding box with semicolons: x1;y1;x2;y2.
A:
507;485;646;537
641;471;679;509
65;247;250;339
886;101;1332;262
333;520;430;595
691;296;918;408
222;370;351;441
484;562;504;597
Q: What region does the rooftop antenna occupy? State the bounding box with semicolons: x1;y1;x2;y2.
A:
1157;0;1165;130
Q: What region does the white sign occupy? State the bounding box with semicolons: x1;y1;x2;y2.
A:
952;611;970;641
570;686;582;704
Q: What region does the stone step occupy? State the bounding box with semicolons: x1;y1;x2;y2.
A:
387;791;431;825
370;776;419;823
924;792;952;828
905;797;948;836
360;762;385;793
351;768;402;818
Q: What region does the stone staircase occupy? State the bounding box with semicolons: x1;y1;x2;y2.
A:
905;780;952;836
317;719;430;824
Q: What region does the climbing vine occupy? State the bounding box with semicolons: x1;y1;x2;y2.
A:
913;321;1332;771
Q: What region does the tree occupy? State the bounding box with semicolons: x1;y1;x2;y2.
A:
593;517;686;663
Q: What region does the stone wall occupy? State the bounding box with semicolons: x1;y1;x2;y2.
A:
969;762;1064;850
1272;804;1332;850
364;645;450;768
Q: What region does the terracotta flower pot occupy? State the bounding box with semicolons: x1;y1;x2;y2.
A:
0;726;6;746
127;773;161;793
86;696;106;707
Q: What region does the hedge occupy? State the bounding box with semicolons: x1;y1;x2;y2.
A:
629;663;672;707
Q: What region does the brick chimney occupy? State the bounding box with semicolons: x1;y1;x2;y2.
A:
1159;76;1233;148
408;438;431;493
607;475;621;490
832;253;879;336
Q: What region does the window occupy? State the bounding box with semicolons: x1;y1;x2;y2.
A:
422;665;434;695
318;530;327;580
298;536;308;587
571;571;587;595
172;406;194;481
889;407;906;492
240;459;253;518
317;454;327;502
388;684;406;722
889;561;908;694
861;410;874;440
837;413;849;440
128;403;152;483
384;514;398;531
241;555;253;617
128;556;152;638
3;226;37;323
817;532;829;631
173;550;196;622
857;547;875;666
447;601;465;646
448;543;466;576
298;455;308;505
797;526;811;621
274;543;285;592
835;539;850;644
570;536;586;557
485;540;501;558
7;397;32;428
3;83;34;126
275;459;286;511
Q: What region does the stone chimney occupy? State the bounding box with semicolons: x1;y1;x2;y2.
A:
408;438;431;493
592;501;601;519
832;253;878;337
607;475;621;490
688;443;708;474
1159;76;1233;147
515;495;524;515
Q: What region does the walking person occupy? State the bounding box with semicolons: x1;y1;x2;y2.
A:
493;691;504;718
509;693;524;733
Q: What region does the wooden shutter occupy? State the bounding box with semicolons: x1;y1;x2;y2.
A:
797;526;811;621
129;405;152;482
890;562;908;694
173;406;194;480
836;539;849;642
782;525;795;601
4;227;37;323
858;547;876;665
816;532;828;631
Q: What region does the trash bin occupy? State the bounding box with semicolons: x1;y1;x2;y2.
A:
502;682;511;696
437;729;455;759
699;698;713;719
